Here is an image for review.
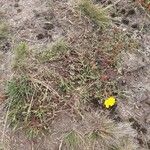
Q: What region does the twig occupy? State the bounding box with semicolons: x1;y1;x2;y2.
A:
59;140;63;150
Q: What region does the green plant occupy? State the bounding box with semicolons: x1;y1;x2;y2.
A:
6;76;50;138
79;0;110;28
13;42;28;70
38;40;69;63
6;77;31;127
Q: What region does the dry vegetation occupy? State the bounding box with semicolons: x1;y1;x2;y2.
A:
0;0;149;149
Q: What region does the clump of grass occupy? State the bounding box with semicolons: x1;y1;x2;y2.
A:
78;0;110;28
84;113;137;150
6;77;32;127
63;130;84;150
5;76;51;138
13;42;28;70
87;117;117;149
5;72;78;139
37;40;69;63
60;113;138;150
0;22;8;39
70;61;99;86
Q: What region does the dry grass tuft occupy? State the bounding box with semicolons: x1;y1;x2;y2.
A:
83;113;138;150
59;112;138;150
13;42;29;70
63;130;85;150
78;0;110;28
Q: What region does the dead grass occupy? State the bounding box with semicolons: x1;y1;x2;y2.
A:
85;114;138;150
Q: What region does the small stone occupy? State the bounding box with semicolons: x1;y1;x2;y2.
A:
122;18;129;25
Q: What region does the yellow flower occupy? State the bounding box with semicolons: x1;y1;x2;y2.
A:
104;96;116;108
